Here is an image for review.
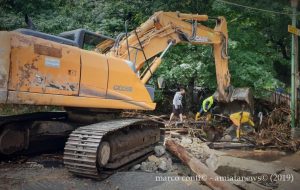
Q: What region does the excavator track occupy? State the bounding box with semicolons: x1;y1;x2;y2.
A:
0;112;72;156
64;118;162;179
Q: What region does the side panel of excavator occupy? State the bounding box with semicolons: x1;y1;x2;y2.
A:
0;32;11;103
79;51;108;98
1;32;155;110
9;32;81;95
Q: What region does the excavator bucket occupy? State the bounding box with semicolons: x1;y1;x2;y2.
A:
215;87;254;115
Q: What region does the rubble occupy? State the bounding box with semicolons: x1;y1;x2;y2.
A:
148;155;159;163
154;145;166;157
158;159;168;171
135;146;173;173
165;139;239;190
181;136;192;145
25;161;44;168
162;103;300;152
139;155;172;173
140;160;158;172
257;107;300;151
131;164;141;171
205;153;219;171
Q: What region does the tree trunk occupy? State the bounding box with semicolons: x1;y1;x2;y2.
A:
186;77;195;112
165;139;239;190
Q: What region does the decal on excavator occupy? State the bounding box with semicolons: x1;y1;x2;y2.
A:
193;36;209;42
45;56;61;68
113;85;133;92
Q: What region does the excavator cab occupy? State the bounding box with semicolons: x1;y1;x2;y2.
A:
59;29;114;53
15;28;115;53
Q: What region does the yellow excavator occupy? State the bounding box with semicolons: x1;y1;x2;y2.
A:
0;11;253;178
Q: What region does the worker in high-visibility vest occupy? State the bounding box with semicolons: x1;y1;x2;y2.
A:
195;95;215;121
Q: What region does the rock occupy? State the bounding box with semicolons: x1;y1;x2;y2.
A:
140;152;174;173
205;153;218;171
224;125;236;137
165;157;173;171
148;155;159;163
26;161;44;168
158;156;172;171
131;164;141;171
140;161;158;172
154;145;166;157
220;134;232;141
158;160;167;172
140;162;147;171
163;151;172;159
181;137;192;145
192;138;202;144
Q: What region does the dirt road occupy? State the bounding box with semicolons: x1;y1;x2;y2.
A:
0;153;205;190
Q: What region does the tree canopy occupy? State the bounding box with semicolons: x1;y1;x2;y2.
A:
0;0;295;98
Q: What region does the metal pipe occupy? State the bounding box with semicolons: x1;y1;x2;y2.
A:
125;20;131;61
141;42;173;84
160;41;173;58
291;0;298;129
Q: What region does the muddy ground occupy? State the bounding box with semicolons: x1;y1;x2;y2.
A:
0;153;206;190
1;147;300;190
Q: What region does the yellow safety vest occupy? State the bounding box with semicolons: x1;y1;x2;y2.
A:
202;96;214;112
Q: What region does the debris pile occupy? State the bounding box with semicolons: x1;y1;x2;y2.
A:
122;111;167;124
131;145;173;172
124;100;300;153
257;107;300;151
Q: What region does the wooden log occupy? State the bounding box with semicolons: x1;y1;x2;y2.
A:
165;139;239;190
224;150;286;160
161;128;204;131
207;142;255;149
170;131;182;139
175;121;213;126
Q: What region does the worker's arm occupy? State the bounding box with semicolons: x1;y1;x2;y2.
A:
203;101;211;112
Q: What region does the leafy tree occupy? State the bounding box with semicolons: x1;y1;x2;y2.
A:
0;0;294;112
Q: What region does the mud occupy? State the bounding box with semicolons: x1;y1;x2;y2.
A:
0;153;203;190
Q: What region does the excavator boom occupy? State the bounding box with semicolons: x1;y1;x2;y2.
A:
106;11;253;112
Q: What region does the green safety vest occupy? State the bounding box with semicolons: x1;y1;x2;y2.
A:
202;96;214;112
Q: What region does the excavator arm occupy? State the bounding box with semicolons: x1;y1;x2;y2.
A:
106;11;231;102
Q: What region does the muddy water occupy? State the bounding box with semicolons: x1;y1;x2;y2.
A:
215;165;279;189
221;149;288;162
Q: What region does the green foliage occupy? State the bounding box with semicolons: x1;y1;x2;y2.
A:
154;44;216;89
0;0;293;99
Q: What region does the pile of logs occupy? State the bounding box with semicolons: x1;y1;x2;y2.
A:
256;107;300;151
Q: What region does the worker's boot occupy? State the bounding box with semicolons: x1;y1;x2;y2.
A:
234;127;240;141
195;112;200;121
